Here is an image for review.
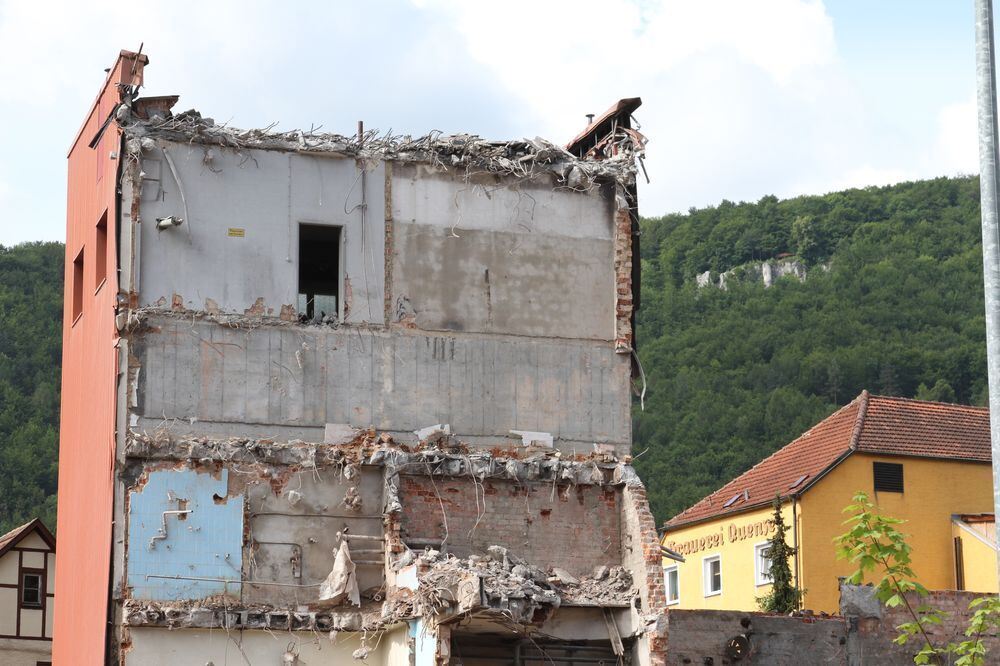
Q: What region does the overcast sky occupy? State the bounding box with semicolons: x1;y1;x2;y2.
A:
0;0;980;245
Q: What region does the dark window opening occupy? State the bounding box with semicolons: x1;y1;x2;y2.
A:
450;635;625;665
298;224;341;322
72;248;85;322
873;461;904;493
21;572;42;607
96;212;108;289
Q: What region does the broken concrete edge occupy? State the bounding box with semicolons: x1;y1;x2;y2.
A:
122;598;391;631
120;560;625;630
124;428;639;489
119;109;645;190
118;305;331;333
120;548;634;635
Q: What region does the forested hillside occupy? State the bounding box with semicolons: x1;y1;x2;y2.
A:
0;242;62;533
633;176;987;523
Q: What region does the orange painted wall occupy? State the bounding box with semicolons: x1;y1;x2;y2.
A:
54;51;143;665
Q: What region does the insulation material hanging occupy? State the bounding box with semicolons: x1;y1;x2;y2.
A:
318;540;360;606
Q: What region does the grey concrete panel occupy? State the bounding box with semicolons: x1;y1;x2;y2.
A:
136;142;385;324
244;468;384;605
390;163;614;240
389;164;615;340
137;316;630;449
392;223;614;340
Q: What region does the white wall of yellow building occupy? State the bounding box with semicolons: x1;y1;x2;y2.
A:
661;503;796;611
951;521;998;595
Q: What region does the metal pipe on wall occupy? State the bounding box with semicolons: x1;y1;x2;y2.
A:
974;0;1000;591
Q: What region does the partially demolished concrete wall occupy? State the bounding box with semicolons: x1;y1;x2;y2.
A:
97;61;660;665
117;432;660;664
129;314;630;449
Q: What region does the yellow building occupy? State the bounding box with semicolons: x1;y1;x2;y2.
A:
661;391;997;613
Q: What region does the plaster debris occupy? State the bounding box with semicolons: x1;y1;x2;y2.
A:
509;430;554;447
342;485;362;511
413;423;450;440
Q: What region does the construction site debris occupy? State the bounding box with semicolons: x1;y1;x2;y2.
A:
319;541;361;607
120;109;646;190
125;429;637;488
412;545;633;626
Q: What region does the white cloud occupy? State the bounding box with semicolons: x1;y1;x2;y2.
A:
412;0;981;213
0;0;982;245
930;94;978;176
414;0;837;137
411;0;883;213
0;0;279;105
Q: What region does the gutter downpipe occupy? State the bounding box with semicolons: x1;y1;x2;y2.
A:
792;494;801;608
974;0;1000;591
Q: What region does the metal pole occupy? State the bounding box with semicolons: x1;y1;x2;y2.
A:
974;0;1000;590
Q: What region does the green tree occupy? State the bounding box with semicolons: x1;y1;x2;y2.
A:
0;242;63;534
791;215;822;263
756;496;802;613
915;379;957;403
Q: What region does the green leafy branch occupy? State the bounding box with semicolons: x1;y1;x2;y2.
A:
835;491;1000;665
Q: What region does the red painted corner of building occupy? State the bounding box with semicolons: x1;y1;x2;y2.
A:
53;49;147;666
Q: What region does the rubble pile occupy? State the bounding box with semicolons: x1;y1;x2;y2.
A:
561;564;633;606
412;545;633;625
120;108;645;188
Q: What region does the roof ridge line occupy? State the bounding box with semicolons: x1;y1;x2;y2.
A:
867;393;988;410
664;394;868;526
848;389;870;451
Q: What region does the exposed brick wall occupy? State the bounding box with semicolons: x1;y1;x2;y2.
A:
613;191;633;353
623;483;667;614
398;475;621;577
621;482;669;666
847;586;1000;664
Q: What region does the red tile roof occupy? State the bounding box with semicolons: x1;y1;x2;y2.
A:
854;395;990;461
664;391;991;530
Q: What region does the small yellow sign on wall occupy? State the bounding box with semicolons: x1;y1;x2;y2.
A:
227;227;245;238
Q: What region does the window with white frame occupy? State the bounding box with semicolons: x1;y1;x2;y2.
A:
703;555;722;596
664;565;679;605
755;542;773;586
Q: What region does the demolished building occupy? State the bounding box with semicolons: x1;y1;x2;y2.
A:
56;50;666;664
